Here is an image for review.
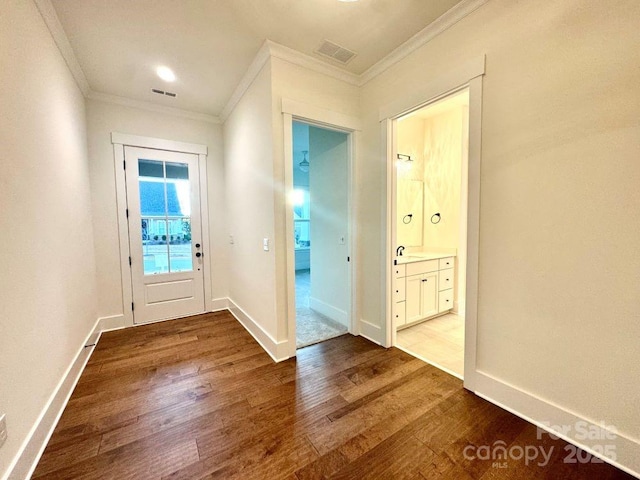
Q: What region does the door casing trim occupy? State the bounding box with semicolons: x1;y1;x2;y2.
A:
111;133;211;327
282;100;359;358
380;56;485;392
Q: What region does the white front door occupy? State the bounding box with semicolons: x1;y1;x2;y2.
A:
124;146;205;324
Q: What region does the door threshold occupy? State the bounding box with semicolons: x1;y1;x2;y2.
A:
395;344;464;381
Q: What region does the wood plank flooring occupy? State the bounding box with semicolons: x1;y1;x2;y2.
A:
33;312;633;479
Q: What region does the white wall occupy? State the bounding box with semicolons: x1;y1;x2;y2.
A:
223;61;279;343
360;0;640;466
0;0;97;476
221;55;359;357
422;108;464;250
86;99;227;323
308;126;349;326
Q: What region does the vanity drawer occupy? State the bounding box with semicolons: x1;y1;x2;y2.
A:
394;279;406;302
438;268;454;291
406;259;438;276
439;257;454;270
394;301;406;327
394;264;406;279
438;289;454;313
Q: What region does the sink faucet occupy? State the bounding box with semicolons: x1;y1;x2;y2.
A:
396;245;405;256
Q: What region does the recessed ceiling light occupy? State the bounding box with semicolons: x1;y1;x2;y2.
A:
156;66;176;82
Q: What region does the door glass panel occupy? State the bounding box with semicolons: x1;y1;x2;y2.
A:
142;219;169;274
138;159;192;275
169;217;192;272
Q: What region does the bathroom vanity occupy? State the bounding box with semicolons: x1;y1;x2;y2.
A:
393;253;455;328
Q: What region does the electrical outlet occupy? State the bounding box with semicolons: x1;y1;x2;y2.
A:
0;414;7;449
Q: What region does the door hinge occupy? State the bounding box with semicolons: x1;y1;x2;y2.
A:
131;302;134;311
347;256;350;262
123;160;126;170
128;256;132;266
126;208;129;218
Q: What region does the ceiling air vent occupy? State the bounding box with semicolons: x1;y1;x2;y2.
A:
315;40;357;64
151;88;177;98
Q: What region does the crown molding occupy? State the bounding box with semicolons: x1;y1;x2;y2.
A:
220;0;489;120
88;92;221;124
35;0;489;123
359;0;489;85
219;39;361;122
219;41;272;122
33;0;91;96
34;0;220;124
266;40;361;87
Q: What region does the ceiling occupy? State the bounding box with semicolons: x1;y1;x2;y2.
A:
50;0;465;117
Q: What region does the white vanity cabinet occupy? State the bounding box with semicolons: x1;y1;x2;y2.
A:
438;268;454;313
394;256;455;329
405;269;438;323
393;264;407;326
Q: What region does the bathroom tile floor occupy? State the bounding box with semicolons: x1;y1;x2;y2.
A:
396;313;464;377
296;269;348;348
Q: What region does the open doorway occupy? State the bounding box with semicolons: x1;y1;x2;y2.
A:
392;89;469;378
292;121;350;348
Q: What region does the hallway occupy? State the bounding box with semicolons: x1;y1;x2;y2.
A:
33;313;632;480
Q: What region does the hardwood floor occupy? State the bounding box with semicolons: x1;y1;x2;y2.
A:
33;312;632;479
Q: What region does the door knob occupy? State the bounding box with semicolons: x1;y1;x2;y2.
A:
195;252;202;258
195;243;201;248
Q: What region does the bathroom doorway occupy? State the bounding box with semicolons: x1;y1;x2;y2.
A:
292;121;350;348
392;89;470;378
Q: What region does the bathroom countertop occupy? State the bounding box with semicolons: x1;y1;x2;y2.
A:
395;252;455;264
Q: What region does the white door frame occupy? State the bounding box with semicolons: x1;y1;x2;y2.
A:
111;132;212;327
381;56;485;391
281;99;361;358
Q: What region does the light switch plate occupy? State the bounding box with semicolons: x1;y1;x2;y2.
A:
0;414;7;449
263;238;270;251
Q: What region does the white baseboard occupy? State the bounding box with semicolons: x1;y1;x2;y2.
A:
474;371;640;479
452;300;465;316
210;297;229;312
227;298;290;362
97;313;126;332
358;319;383;346
309;297;348;327
5;319;101;480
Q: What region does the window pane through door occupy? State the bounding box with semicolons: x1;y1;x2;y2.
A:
138;159;193;274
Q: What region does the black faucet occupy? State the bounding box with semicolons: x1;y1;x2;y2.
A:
396;245;405;256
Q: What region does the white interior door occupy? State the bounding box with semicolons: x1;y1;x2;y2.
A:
125;146;205;324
